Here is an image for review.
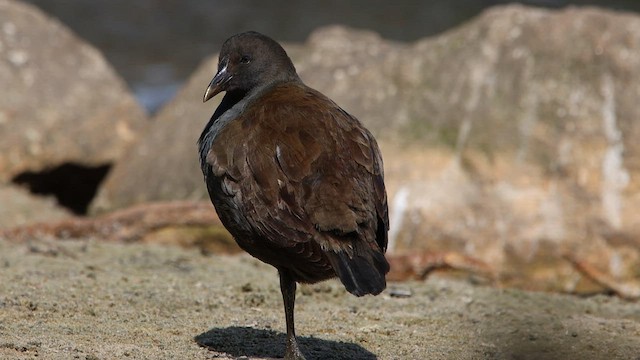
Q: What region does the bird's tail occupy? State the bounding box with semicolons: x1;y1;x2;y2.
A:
327;246;390;297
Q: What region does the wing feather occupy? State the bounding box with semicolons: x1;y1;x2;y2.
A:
207;82;388;266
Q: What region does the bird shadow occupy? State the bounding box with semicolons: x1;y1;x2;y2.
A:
195;326;377;360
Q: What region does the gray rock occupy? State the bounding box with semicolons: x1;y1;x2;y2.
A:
0;0;147;181
92;5;640;292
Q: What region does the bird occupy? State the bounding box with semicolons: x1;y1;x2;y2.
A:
198;31;390;360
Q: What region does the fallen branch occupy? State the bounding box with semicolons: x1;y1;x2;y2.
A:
3;200;498;282
387;250;496;282
564;253;640;300
1;201;222;243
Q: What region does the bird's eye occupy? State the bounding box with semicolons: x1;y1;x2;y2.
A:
240;55;251;64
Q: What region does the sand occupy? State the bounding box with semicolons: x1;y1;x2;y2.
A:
1;237;639;360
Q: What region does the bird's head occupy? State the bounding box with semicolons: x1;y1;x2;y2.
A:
203;31;299;102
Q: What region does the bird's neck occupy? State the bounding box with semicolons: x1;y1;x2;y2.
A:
197;90;245;157
213;90;248;120
202;77;301;140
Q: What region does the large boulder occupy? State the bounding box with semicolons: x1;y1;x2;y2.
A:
377;5;640;292
0;0;147;182
92;5;640;292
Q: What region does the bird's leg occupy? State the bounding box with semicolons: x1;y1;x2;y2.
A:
278;269;306;360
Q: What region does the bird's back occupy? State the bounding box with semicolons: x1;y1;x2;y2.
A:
200;81;389;295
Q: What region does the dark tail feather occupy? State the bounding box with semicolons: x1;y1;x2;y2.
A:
328;250;390;297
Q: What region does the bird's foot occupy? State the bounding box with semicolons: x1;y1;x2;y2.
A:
284;340;306;360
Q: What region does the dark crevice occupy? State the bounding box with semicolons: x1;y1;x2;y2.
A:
11;163;112;215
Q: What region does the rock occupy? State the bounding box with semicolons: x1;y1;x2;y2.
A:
17;0;518;113
89;61;221;213
0;0;147;182
378;5;640;293
0;184;71;229
92;5;640;293
19;1;640;115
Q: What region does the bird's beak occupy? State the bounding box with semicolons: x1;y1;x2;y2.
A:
203;63;232;102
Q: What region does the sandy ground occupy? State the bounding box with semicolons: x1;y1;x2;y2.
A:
1;238;640;360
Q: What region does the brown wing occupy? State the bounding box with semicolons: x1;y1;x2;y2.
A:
208;82;389;292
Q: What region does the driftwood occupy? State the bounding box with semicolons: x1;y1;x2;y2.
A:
387;250;496;282
2;200;496;282
5;200;637;297
564;253;640;300
1;201;222;243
